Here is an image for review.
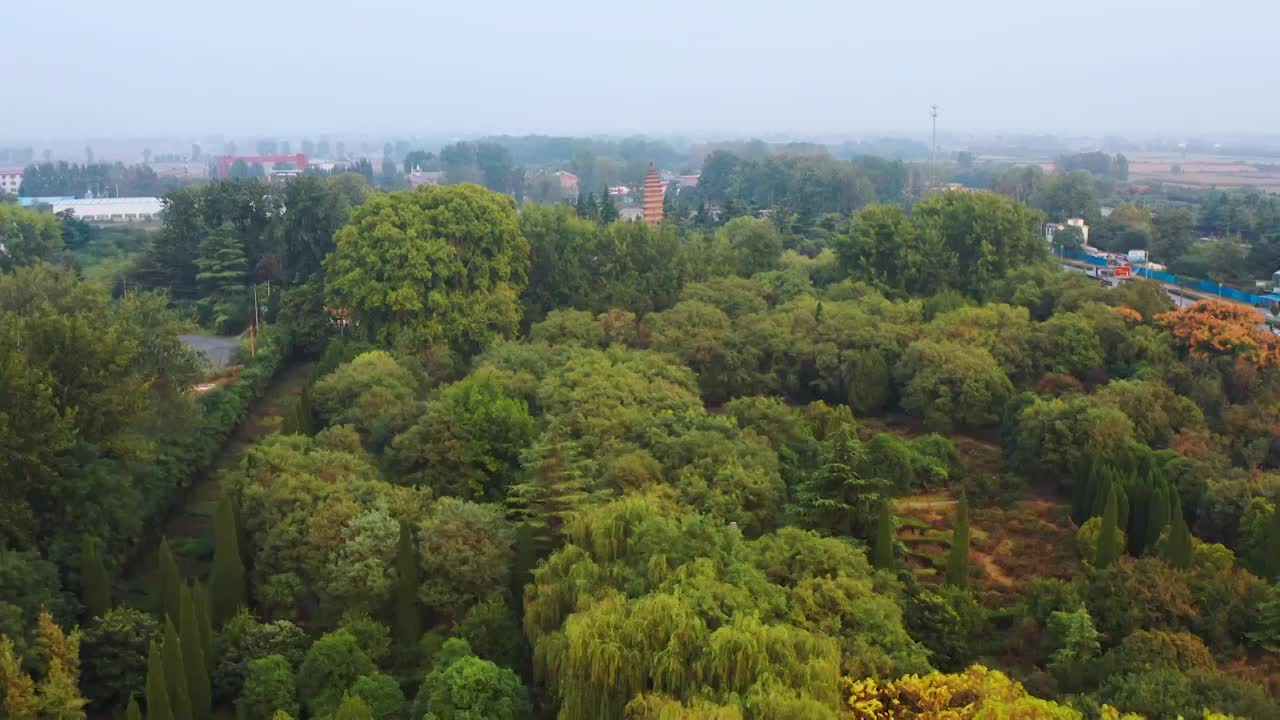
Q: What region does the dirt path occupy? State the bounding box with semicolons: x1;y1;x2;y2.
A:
124;362;313;603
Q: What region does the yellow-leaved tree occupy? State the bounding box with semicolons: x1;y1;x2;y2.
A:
0;612;88;720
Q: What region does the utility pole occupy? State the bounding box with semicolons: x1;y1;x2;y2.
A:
929;104;939;192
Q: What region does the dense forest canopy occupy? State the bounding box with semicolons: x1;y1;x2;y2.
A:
3;138;1280;720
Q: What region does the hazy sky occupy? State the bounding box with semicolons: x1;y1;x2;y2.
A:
4;0;1279;140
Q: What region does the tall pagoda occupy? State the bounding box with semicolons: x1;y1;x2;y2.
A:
642;163;664;225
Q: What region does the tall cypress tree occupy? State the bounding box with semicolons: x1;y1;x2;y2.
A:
209;495;246;626
127;695;143;720
1163;491;1193;569
394;521;421;646
1144;482;1171;555
1090;469;1114;521
1071;457;1100;525
872;501;896;571
158;538;182;624
179;585;211;720
192;582;213;666
146;641;173;720
598;186;619;223
1095;485;1122;568
1263;506;1280;581
945;494;970;587
162;619;192;720
81;536;112;620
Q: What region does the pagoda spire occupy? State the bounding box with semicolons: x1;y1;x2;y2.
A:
642;163;664;226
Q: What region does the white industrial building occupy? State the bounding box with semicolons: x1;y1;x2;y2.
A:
0;170;22;195
48;197;164;222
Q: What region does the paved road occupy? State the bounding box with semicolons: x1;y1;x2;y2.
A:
180;334;242;370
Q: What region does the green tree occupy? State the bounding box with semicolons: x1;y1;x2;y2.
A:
1163;492;1192;569
191;583;213;669
393;522;421;648
162;620;191;720
324;184;529;360
898;340;1013;432
332;694;373;720
146;641;173;720
236;655;297;720
209;495;245;627
719;216;782;276
0;203;63;272
194;224;248;299
597;186;619;223
872;501;896;571
80;536;111;620
1095;485;1122;569
157;539;181;625
1050;224;1085;253
1047;606;1101;692
81;608;161;711
1144;482;1171;555
1033;171;1099;223
179;586;210;720
1150;207;1195;264
296;631;375;718
417;499;515;621
415;639;531;720
348;673;404;720
946;494;970;587
127;695;142;720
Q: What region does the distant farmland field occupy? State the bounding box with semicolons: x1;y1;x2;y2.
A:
1127;156;1280;191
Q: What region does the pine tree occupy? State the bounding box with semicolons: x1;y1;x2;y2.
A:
506;442;595;554
127;695;143;720
1143;481;1170;554
209;494;246;626
1163;491;1193;569
872;501;896;571
598;186;619;223
194;224;249;300
145;641;173;720
162;620;192;720
1095;485;1122;568
394;521;421;646
574;190;589;218
179;585;210;720
157;538;182;624
192;582;213;667
945;494;970;587
81;536;112;620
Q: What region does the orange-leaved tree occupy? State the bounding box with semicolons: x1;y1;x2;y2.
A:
1157;299;1280;367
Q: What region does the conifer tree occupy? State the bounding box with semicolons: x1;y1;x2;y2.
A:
872;501;896;571
209;495;246;626
179;585;210;720
1143;482;1170;554
598;186;619;223
146;641;173;720
192;582;213;667
81;535;112;620
1071;457;1099;525
945;494;970;587
1095;485;1122;568
1163;491;1193;569
158;538;182;624
1090;469;1114;520
162;619;192;720
127;695;143;720
394;521;421;646
506;442;594;553
1263;506;1280;581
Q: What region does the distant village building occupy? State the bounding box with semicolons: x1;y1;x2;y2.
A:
675;174;700;189
409;170;446;188
1045;217;1090;246
0;170;22;195
642;164;664;226
215;153;309;178
49;197;163;222
554;171;579;196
